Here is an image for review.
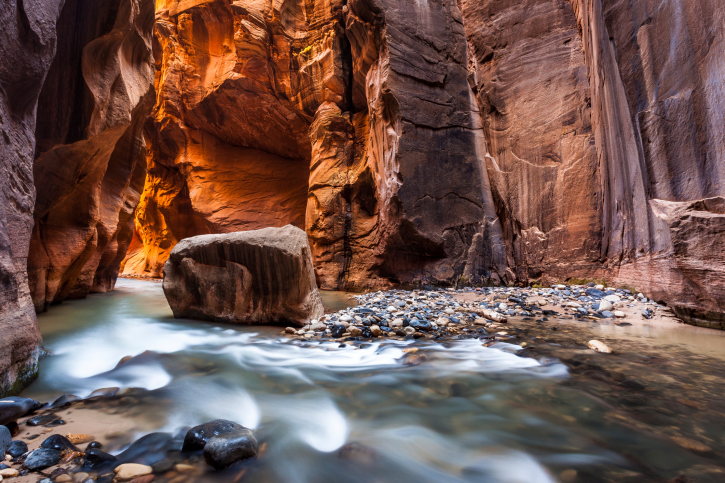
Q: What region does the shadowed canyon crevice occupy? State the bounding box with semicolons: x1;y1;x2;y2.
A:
0;0;723;393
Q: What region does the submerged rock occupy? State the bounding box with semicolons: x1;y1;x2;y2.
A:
182;420;246;452
203;429;258;469
588;340;612;354
163;225;323;326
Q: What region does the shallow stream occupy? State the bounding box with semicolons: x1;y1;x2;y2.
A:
21;279;725;482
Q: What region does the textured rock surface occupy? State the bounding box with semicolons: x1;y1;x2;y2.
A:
0;0;64;395
118;0;725;325
163;225;324;325
27;0;155;312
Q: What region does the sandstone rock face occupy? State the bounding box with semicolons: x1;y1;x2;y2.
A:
27;0;155;312
118;0;723;325
0;0;65;395
163;225;323;326
123;0;509;290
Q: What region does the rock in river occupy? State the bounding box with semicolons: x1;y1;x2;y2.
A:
203;429;258;469
183;420;247;452
163;225;323;326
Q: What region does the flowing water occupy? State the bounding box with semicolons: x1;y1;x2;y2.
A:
21;279;725;482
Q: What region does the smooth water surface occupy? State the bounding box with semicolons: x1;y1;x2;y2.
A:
23;279;725;482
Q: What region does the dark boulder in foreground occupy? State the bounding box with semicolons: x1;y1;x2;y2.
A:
203;429;258;469
163;225;324;326
182;420;246;452
183;420;258;469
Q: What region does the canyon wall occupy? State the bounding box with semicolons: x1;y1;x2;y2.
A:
120;0;724;326
122;0;509;289
28;0;155;312
0;0;155;394
0;0;63;396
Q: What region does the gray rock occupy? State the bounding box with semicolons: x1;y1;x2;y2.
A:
0;397;42;425
163;225;323;327
8;440;28;458
203;429;258;469
0;425;10;455
24;448;61;470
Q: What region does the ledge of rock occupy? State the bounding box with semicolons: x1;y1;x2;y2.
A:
163;225;324;326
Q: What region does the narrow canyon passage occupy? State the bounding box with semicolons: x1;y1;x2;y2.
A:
1;0;724;481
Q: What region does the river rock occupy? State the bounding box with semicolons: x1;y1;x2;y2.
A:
24;449;61;470
588;340;612;354
0;468;18;477
182;420;247;452
597;300;614;312
163;226;324;326
0;398;41;426
203;429;258;469
83;449;117;469
114;464;153;481
41;434;78;452
0;426;9;456
7;440;27;458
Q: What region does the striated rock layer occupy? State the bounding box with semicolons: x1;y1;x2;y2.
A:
120;0;724;326
0;0;64;395
163;225;324;326
27;0;155;312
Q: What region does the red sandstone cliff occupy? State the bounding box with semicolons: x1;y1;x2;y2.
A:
0;0;63;396
119;0;724;326
27;0;155;312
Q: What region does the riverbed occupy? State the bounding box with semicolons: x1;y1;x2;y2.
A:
18;279;725;482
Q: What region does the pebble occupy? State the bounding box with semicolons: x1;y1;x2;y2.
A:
613;310;625;318
370;325;382;336
0;469;19;477
349;327;362;337
65;434;94;444
588;340;612;353
114;464;153;481
83;448;117;468
597;300;613;312
55;475;73;483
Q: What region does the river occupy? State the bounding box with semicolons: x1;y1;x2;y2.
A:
20;279;725;482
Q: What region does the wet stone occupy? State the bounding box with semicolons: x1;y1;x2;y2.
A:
203;429;258;469
41;434;79;452
85;441;102;452
0;397;42;426
24;448;61;470
183;420;245;452
26;415;60;427
84;449;117;469
8;440;28;458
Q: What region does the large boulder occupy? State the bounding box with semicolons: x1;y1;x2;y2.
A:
163;225;324;326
